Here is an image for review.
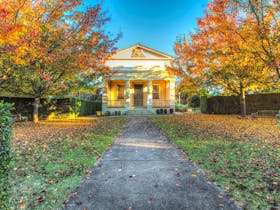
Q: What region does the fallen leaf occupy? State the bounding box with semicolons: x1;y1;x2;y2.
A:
176;183;182;188
75;201;82;205
20;203;26;209
149;196;155;202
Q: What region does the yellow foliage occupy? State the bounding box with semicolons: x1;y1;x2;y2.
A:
46;112;57;120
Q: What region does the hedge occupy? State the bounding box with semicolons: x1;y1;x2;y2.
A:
207;93;280;114
0;102;13;209
0;97;102;120
69;98;101;116
200;96;207;114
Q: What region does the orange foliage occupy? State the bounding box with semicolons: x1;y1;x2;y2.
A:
173;0;279;116
1;0;120;122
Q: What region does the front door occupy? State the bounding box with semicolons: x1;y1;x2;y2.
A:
134;84;143;107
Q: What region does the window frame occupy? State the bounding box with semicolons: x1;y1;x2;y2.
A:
117;84;125;100
152;84;160;99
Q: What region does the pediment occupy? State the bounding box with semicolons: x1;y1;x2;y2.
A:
110;43;173;60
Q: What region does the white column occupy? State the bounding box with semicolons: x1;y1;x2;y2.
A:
125;80;130;109
147;80;153;109
102;80;109;112
169;79;175;108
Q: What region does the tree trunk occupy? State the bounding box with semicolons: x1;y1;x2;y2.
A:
275;65;280;79
271;61;280;79
239;86;246;117
33;97;40;123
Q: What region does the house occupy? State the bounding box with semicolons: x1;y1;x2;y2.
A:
102;43;175;115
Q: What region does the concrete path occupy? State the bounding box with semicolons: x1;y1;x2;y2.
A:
64;117;241;210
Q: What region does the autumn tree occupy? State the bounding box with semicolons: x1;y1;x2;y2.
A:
174;0;278;117
0;0;26;89
232;0;280;78
0;0;119;122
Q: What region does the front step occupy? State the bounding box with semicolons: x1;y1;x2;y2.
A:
126;109;153;115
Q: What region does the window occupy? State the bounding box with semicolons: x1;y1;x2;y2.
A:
117;85;125;99
153;85;159;99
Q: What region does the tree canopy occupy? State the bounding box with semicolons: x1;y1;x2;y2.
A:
174;0;279;116
0;0;120;122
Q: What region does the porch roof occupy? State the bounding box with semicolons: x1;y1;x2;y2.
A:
109;70;174;81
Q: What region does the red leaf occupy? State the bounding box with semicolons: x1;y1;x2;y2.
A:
149;196;155;202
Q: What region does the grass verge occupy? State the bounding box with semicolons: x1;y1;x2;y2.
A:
10;117;127;209
151;115;280;209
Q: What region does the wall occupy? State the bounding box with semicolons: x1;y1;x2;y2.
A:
207;93;280;114
109;81;126;100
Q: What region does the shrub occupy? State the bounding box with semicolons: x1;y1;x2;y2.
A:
175;103;187;112
69;98;100;117
200;96;208;113
69;98;82;118
94;100;102;113
0;102;13;209
189;95;200;107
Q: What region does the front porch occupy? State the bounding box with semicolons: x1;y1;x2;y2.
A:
102;79;175;114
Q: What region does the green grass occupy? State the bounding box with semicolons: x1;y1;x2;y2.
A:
10;117;127;209
175;103;188;112
151;115;280;209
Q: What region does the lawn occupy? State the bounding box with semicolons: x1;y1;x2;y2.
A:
10;117;127;209
151;114;280;209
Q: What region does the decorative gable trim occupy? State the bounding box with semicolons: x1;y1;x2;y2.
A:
110;43;173;60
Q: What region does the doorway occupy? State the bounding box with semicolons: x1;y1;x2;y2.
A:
133;84;143;107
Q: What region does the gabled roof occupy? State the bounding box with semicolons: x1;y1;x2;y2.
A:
109;43;173;60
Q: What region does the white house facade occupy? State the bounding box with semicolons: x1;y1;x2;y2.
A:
102;43;175;115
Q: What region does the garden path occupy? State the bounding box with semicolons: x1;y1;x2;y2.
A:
64;116;241;210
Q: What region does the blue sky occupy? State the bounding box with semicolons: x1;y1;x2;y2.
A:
84;0;210;55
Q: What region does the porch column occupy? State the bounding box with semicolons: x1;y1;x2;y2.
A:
102;80;109;112
147;80;153;109
125;80;130;109
169;79;175;108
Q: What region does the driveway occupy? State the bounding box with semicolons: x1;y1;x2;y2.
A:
64;116;241;210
